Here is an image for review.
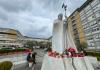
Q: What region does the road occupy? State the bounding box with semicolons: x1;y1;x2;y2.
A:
14;49;45;70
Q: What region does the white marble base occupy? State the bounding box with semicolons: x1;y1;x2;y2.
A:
41;54;94;70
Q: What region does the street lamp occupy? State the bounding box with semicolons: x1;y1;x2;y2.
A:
62;3;67;18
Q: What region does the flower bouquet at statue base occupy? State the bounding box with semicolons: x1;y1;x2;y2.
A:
28;59;33;67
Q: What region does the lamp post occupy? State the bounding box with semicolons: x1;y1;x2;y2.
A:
62;3;68;51
62;3;68;70
62;3;67;18
62;3;76;70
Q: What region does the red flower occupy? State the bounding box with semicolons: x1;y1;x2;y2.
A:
61;54;64;58
77;53;84;57
67;47;76;53
48;51;53;56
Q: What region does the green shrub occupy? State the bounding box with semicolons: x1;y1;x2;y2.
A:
0;61;13;70
0;48;26;54
85;51;100;61
97;56;100;61
85;52;100;57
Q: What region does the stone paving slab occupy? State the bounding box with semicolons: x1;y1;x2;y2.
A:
14;62;42;70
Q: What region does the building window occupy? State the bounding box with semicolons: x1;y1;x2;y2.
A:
93;33;100;41
95;11;100;18
0;35;3;38
83;24;89;30
98;18;100;22
72;20;75;23
87;36;94;41
93;4;100;12
90;42;95;47
81;15;87;21
72;23;76;26
71;16;75;19
91;0;100;7
92;26;100;32
86;35;94;47
97;17;100;25
84;29;91;34
81;19;88;25
73;26;77;30
87;41;94;47
80;10;85;17
86;10;93;17
90;20;97;26
96;41;100;47
97;28;99;30
74;30;78;35
81;22;87;26
87;15;95;22
75;34;79;39
85;5;91;12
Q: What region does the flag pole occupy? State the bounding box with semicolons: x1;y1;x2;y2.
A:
62;3;67;19
62;3;68;70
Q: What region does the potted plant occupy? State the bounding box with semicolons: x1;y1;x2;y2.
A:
0;61;13;70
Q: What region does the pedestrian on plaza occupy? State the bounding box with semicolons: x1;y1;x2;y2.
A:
31;51;37;70
27;53;31;61
32;52;37;64
27;52;33;67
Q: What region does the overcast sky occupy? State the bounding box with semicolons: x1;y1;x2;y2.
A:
0;0;86;38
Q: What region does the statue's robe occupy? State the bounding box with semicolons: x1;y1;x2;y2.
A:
52;19;64;54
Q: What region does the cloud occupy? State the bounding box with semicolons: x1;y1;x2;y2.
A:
0;7;8;20
0;0;86;38
0;0;32;12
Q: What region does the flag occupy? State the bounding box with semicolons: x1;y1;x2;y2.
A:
62;3;65;8
62;3;67;9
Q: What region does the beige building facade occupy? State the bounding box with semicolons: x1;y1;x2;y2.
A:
67;10;86;50
0;28;49;48
67;0;100;50
0;28;23;48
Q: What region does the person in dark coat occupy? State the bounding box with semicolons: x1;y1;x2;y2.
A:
32;52;37;64
27;53;32;62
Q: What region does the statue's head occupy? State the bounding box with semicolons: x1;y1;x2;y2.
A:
58;13;63;20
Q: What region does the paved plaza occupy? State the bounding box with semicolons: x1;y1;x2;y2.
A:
14;62;42;70
14;49;45;70
0;49;45;70
0;49;100;70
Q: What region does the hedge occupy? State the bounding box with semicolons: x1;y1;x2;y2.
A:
85;51;100;61
97;56;100;61
0;61;13;70
0;48;26;54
